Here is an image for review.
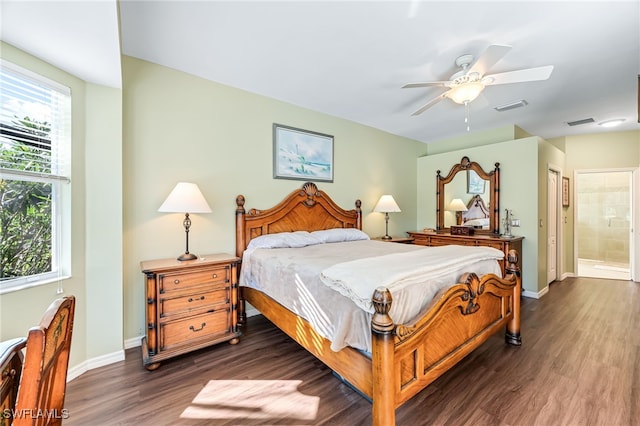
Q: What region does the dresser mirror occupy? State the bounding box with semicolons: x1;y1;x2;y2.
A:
436;156;500;234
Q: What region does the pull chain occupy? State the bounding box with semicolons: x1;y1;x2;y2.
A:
464;100;470;132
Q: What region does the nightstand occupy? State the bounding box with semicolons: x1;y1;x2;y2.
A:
140;253;241;370
372;236;415;244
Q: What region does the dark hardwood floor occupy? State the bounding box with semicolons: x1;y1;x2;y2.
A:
64;277;639;425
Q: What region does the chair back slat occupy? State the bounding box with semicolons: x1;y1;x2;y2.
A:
13;296;75;426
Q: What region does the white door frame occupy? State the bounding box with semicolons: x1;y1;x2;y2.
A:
573;167;637;280
634;168;639;282
548;164;563;282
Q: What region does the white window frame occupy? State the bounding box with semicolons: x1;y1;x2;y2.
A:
0;60;71;294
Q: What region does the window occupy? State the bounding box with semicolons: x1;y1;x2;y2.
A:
0;60;71;293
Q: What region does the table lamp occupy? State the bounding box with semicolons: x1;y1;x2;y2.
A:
373;195;401;240
158;182;212;261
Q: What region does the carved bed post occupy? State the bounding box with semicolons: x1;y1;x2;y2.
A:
504;249;522;345
235;195;246;258
236;195;246;325
371;287;395;426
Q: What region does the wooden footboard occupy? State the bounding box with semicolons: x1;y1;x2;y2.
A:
370;250;521;424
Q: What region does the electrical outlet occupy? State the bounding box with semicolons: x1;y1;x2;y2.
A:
511;219;521;227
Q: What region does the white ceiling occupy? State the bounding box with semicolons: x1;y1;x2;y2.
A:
2;1;639;144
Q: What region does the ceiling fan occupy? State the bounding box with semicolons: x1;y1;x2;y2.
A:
402;44;554;120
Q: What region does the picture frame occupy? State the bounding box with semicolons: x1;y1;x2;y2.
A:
562;176;570;207
273;123;334;182
467;170;486;194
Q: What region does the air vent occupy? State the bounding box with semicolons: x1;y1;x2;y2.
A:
567;118;595;126
494;100;528;112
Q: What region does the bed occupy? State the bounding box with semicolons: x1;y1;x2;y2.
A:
462;194;491;229
235;182;521;425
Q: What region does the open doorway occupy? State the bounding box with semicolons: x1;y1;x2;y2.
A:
575;169;633;280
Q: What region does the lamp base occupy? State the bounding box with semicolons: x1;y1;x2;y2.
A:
381;235;392;240
177;252;198;261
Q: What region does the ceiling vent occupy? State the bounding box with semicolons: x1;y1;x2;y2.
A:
494;100;528;112
567;118;595;126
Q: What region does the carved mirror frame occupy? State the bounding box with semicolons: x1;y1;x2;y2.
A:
436;156;500;234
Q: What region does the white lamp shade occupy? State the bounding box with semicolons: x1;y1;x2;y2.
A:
373;195;401;213
447;81;485;104
158;182;212;213
447;198;468;212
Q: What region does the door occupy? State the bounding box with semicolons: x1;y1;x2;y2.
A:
575;170;632;280
547;170;558;283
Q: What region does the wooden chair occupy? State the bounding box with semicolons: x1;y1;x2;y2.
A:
6;296;75;426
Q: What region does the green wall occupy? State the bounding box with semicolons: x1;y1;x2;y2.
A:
0;42;124;374
554;130;640;276
417;136;543;294
121;56;426;341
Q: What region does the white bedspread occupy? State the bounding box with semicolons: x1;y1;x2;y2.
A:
320;245;505;313
240;240;502;352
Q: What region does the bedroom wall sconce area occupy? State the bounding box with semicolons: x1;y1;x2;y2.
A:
373;195;401;240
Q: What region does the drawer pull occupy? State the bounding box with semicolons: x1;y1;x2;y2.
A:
189;322;206;332
212;273;218;279
173;279;180;284
188;296;205;303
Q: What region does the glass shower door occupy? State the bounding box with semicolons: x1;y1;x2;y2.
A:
576;170;632;280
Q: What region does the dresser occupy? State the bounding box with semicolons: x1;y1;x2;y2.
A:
407;231;523;276
140;253;241;370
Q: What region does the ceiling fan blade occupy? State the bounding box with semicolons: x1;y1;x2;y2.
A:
402;81;450;89
468;44;511;76
411;91;450;116
484;65;554;85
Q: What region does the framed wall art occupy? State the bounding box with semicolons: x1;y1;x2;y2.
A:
273;123;334;182
562;176;570;207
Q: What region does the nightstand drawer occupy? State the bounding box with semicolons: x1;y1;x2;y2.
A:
159;287;229;319
160;310;231;350
158;265;230;293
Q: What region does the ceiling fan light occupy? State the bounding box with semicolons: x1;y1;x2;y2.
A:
447;81;485;104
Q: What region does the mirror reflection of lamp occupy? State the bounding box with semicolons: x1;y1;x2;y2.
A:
447;198;468;226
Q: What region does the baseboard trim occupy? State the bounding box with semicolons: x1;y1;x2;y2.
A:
67;349;125;382
124;335;143;349
561;272;574;280
522;286;549;299
246;307;260;318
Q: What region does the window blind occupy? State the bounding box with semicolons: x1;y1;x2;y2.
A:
0;60;71;183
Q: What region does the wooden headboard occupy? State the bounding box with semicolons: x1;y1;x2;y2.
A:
462;194;491;221
235;182;362;258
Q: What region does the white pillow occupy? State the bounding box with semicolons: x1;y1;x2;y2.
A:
311;228;370;243
247;231;321;249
